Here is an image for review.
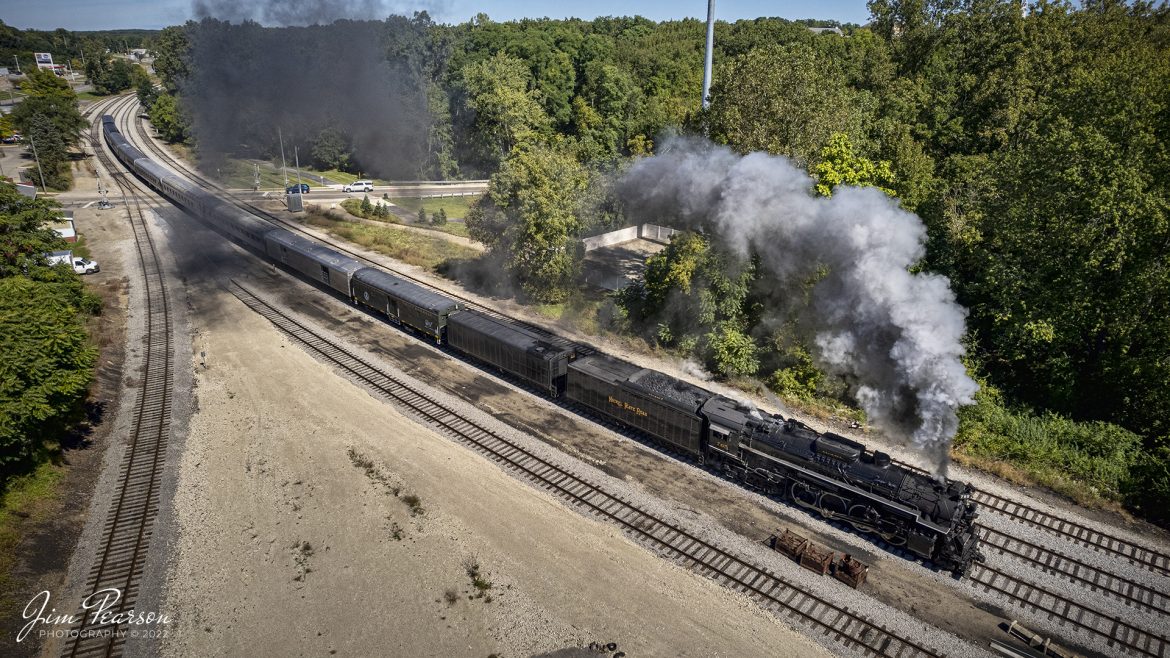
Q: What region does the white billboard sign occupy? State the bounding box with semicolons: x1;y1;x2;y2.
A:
34;53;54;69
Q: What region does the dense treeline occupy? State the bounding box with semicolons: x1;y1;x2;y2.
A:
0;21;152;76
8;69;86;189
0;184;99;489
152;2;1168;520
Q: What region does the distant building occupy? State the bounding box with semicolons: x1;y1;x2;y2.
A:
808;27;844;36
48;211;77;243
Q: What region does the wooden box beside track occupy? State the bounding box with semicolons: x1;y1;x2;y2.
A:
446;310;574;395
352;267;463;344
565;354;710;458
265;229;364;297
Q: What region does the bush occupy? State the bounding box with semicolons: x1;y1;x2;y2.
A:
0;276;97;479
954;381;1144;503
1124;441;1170;525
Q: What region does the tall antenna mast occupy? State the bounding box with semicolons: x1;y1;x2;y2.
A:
701;0;715;109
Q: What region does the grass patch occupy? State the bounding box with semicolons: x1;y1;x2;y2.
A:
401;493;424;517
0;461;67;614
306;210;480;270
410;220;470;239
462;556;492;599
71;234;91;259
346;447;400;495
340;197;396;222
389;194;479;220
953;384;1143;507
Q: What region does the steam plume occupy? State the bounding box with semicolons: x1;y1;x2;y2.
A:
181;5;433;179
622;137;978;472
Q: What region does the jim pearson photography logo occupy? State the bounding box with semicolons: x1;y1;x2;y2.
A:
16;588;173;643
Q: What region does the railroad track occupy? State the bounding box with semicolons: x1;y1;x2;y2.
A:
119;103;585;357
229;280;942;658
976;525;1170;615
60;98;175;658
967;562;1168;658
972;490;1170;578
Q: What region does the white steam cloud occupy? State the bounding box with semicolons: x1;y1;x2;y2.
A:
622;137;978;473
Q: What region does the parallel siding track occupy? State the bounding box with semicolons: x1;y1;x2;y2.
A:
61;102;174;658
967;562;1167;657
972;490;1170;578
229;280;941;658
976;525;1170;615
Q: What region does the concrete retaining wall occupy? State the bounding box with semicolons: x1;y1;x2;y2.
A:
582;224;680;252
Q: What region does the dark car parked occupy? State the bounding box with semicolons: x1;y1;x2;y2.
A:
286;183;310;194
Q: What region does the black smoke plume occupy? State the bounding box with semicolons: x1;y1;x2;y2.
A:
622;137;978;473
181;4;433;179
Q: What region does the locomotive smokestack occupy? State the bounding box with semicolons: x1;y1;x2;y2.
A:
701;0;715;109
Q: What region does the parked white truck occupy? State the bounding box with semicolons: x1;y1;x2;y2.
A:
47;250;100;275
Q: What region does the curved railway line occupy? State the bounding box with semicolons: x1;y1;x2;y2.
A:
60;98;175;658
227;280;943;658
116;98;584;356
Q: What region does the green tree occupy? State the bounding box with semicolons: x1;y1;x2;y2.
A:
460;52;551;170
0;183;98;482
137;77;160;111
434;207;447;225
361;194;373;214
22;114;70;190
707;43;865;165
813;132;895;197
466;142;589;302
311;127;352;172
10;69;85;189
619;232;759;360
417;207;427;224
150;25;191;92
147;92;188;143
705;321;759;378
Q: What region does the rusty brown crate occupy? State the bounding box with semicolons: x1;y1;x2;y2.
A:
833;554;868;588
800;543;834;575
770;528;809;561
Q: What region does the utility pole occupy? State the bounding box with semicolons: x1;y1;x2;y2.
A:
701;0;715;110
253;163;260;192
13;55;21;74
28;134;48;193
294;145;303;190
278;127;289;189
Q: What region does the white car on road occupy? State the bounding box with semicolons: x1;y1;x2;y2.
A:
343;180;374;193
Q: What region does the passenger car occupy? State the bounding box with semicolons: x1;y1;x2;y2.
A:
286;183;310;194
344;180;374;193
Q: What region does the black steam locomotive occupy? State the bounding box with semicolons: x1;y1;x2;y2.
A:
103;115;982;576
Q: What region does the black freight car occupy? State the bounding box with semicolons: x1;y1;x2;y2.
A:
565;355;713;458
352;268;463;343
446;311;575;395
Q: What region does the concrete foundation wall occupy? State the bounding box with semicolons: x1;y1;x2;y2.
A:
582;224;680;252
582;226;639;252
